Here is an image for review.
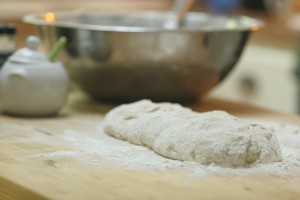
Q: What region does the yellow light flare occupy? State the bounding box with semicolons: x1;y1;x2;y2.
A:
44;12;56;23
251;24;260;32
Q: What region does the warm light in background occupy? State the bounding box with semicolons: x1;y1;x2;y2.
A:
44;12;56;23
251;24;259;31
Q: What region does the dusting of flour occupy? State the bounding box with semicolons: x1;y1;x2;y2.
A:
30;119;300;178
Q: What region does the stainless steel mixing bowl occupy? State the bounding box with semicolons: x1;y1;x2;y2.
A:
23;11;263;102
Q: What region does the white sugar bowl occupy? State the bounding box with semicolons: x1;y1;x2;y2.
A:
0;36;69;116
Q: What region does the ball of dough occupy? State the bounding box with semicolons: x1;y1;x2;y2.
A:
103;100;282;167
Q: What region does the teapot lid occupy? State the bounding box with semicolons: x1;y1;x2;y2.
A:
8;36;48;63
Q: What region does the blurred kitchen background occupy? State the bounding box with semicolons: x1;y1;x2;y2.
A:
1;0;300;114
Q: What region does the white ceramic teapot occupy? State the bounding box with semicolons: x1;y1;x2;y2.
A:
0;36;69;116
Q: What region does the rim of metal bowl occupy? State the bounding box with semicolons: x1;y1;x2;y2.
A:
23;11;264;33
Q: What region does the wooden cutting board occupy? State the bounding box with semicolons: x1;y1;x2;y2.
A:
1;89;300;200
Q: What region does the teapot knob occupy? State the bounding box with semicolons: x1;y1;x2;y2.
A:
26;35;40;50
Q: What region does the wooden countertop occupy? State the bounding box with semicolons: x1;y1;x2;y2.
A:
1;90;300;200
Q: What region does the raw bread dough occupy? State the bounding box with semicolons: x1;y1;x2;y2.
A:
103;100;282;167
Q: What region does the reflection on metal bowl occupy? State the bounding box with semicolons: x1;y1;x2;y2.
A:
23;11;263;103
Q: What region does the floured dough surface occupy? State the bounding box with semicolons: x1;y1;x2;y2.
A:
103;100;282;167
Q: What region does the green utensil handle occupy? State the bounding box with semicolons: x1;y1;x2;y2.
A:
48;36;67;62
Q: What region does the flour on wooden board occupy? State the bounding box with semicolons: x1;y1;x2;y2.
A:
58;121;300;177
22;101;300;178
27;118;300;179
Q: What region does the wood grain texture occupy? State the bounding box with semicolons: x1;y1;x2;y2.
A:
0;89;300;200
